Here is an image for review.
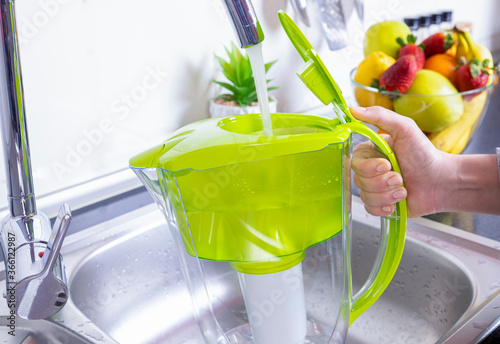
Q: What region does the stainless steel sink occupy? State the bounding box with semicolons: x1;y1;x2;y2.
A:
1;197;500;343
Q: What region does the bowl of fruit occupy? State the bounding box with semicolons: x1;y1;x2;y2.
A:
351;22;498;154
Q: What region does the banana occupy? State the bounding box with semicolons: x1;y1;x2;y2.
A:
455;32;474;62
428;119;467;153
430;27;493;153
428;91;487;153
449;129;470;154
455;29;495;84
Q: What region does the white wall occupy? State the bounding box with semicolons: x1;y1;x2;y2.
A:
0;0;499;210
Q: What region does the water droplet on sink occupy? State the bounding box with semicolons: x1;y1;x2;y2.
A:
472;321;488;330
477;259;486;265
83;326;104;341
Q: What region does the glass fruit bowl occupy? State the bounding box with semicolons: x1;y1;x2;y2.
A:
350;67;497;154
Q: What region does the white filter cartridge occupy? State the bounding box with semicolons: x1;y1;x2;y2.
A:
237;262;307;344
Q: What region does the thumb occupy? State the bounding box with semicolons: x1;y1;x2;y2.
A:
349;106;415;137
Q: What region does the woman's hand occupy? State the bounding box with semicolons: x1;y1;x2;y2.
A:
350;106;447;218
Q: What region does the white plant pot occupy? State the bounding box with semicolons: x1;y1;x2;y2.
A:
209;98;278;118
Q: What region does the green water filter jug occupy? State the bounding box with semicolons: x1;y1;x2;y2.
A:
130;112;406;344
129;11;407;344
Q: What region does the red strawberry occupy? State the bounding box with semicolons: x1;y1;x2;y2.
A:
454;59;490;99
379;55;418;93
421;32;455;57
397;35;425;70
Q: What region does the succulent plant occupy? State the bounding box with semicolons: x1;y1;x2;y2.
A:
213;42;278;107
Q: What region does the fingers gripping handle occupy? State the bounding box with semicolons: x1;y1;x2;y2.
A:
344;122;407;325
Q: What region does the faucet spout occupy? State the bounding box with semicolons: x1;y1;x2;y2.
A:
0;0;37;220
0;0;71;319
222;0;265;48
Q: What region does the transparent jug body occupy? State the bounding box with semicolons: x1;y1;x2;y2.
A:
130;113;406;344
133;135;353;343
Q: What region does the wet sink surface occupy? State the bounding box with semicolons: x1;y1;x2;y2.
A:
59;198;500;344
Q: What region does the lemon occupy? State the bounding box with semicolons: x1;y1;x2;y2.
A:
364;21;411;59
355;51;395;85
393;70;464;133
354;51;395;109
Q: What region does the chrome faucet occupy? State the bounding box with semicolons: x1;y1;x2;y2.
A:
0;0;71;319
222;0;265;48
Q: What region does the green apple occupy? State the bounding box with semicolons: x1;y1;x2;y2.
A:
364;21;411;59
393;70;464;133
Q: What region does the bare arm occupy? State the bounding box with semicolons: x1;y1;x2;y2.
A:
440;153;500;214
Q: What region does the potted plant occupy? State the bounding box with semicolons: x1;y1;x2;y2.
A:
210;42;279;117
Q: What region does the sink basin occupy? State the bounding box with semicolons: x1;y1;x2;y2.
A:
0;197;499;343
62;198;500;344
349;221;473;343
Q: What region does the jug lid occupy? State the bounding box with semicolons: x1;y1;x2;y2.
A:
129;113;351;172
278;10;355;124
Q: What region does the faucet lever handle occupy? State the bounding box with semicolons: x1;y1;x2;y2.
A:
42;203;72;268
15;204;72;319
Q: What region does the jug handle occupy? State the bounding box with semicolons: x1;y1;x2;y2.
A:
342;121;408;325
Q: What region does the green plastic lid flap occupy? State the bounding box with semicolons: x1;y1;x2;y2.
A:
278;10;353;121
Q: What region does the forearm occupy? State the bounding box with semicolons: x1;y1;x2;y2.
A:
438;153;500;214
